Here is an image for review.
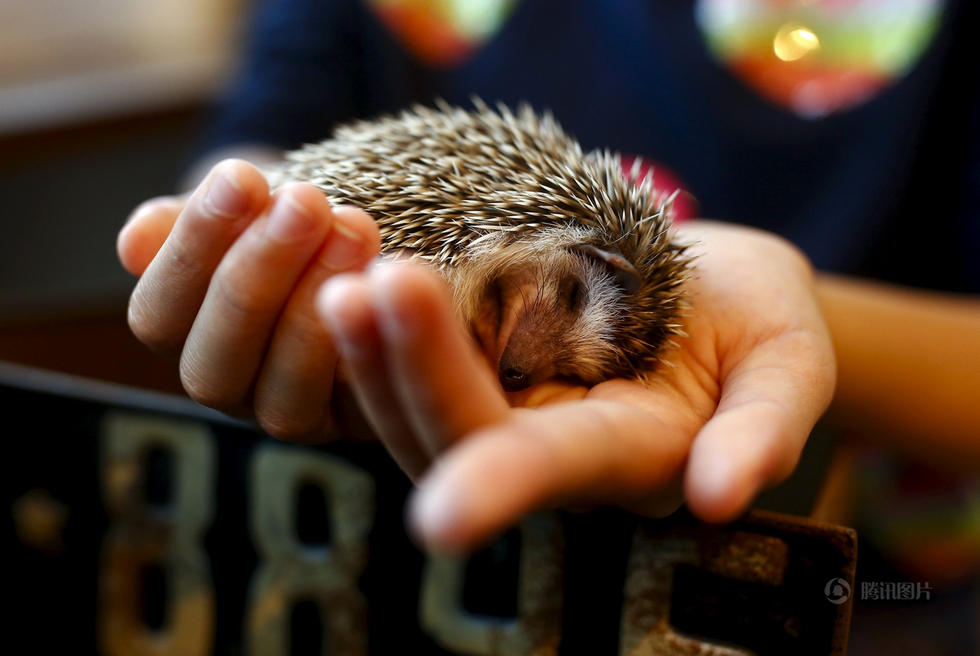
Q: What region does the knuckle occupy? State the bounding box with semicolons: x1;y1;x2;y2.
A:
127;297;181;353
179;361;238;411
141;216;221;289
163;236;210;285
213;264;277;321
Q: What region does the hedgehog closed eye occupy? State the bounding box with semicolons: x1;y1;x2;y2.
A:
266;98;694;391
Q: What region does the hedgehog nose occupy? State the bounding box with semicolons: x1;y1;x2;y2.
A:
499;366;530;392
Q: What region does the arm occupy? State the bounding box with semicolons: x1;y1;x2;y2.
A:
818;274;980;470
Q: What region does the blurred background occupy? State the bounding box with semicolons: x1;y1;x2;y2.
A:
1;1;977;654
0;0;247;389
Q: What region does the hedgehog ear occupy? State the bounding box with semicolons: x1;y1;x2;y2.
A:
574;244;641;295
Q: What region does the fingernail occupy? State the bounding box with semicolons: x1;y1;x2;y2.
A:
265;194;316;242
317;276;369;357
371;263;424;345
321;219;366;271
204;170;247;218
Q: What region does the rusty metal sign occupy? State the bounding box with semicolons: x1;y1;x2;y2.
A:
4;362;856;655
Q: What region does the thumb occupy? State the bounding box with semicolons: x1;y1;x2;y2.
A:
684;331;835;522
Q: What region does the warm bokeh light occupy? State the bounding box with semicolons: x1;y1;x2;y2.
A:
773;23;821;62
367;0;517;67
697;0;946;117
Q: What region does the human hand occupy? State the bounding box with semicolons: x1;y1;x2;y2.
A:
315;221;836;552
117;159;381;439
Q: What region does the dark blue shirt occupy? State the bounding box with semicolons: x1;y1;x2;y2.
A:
199;0;980;292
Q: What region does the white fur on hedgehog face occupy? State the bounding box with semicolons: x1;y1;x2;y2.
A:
444;226;630;388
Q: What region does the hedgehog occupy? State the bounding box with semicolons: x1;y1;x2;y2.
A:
267;99;692;391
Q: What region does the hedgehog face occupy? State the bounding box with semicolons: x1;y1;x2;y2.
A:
274;100;691;389
462;243;634;391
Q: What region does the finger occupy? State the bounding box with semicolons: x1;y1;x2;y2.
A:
407;397;692;552
253;207;380;441
128;159;270;354
370;262;510;456
330;379;386;442
684;330;836;522
179;183;335;410
117;196;185;275
316;274;430;478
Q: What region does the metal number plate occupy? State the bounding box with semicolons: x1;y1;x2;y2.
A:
4;363;856;655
